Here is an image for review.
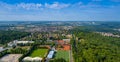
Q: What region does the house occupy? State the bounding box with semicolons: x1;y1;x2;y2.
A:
63;44;71;51
56;40;71;51
66;34;72;38
46;40;53;42
63;39;70;44
57;40;64;45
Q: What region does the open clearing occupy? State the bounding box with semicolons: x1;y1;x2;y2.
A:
55;50;70;62
29;48;48;58
0;54;22;62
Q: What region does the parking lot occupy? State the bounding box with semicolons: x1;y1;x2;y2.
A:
0;54;22;62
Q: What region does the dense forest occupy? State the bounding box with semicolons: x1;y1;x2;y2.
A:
71;29;120;62
74;22;120;35
0;31;30;44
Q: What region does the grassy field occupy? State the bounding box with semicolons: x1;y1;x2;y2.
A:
55;50;70;62
29;49;48;58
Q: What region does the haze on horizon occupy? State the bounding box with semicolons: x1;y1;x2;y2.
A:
0;0;120;21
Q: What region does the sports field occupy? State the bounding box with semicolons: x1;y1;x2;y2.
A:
55;50;70;62
29;49;48;58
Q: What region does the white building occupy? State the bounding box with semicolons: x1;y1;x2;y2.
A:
23;57;42;62
14;40;34;44
8;40;34;47
7;42;17;47
47;51;55;59
0;47;5;52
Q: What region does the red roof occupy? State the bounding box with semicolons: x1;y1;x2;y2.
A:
63;44;70;51
57;40;64;45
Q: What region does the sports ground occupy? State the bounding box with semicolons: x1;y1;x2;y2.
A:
55;50;70;62
29;48;48;58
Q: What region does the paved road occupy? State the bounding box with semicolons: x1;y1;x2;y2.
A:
70;45;74;62
45;58;50;62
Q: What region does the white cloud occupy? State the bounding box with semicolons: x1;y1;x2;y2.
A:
0;2;16;10
17;3;42;10
0;2;43;10
0;2;70;10
73;1;113;9
45;2;70;9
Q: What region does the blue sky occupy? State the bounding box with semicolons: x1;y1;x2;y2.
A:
0;0;120;21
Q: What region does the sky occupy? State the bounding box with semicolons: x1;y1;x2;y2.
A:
0;0;120;21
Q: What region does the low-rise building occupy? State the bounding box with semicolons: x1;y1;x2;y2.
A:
63;39;70;44
8;40;34;47
14;40;34;44
63;44;71;51
0;47;5;52
23;57;42;62
7;42;16;47
57;40;64;45
47;51;55;59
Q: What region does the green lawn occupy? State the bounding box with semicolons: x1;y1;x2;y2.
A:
29;49;48;58
55;50;70;62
